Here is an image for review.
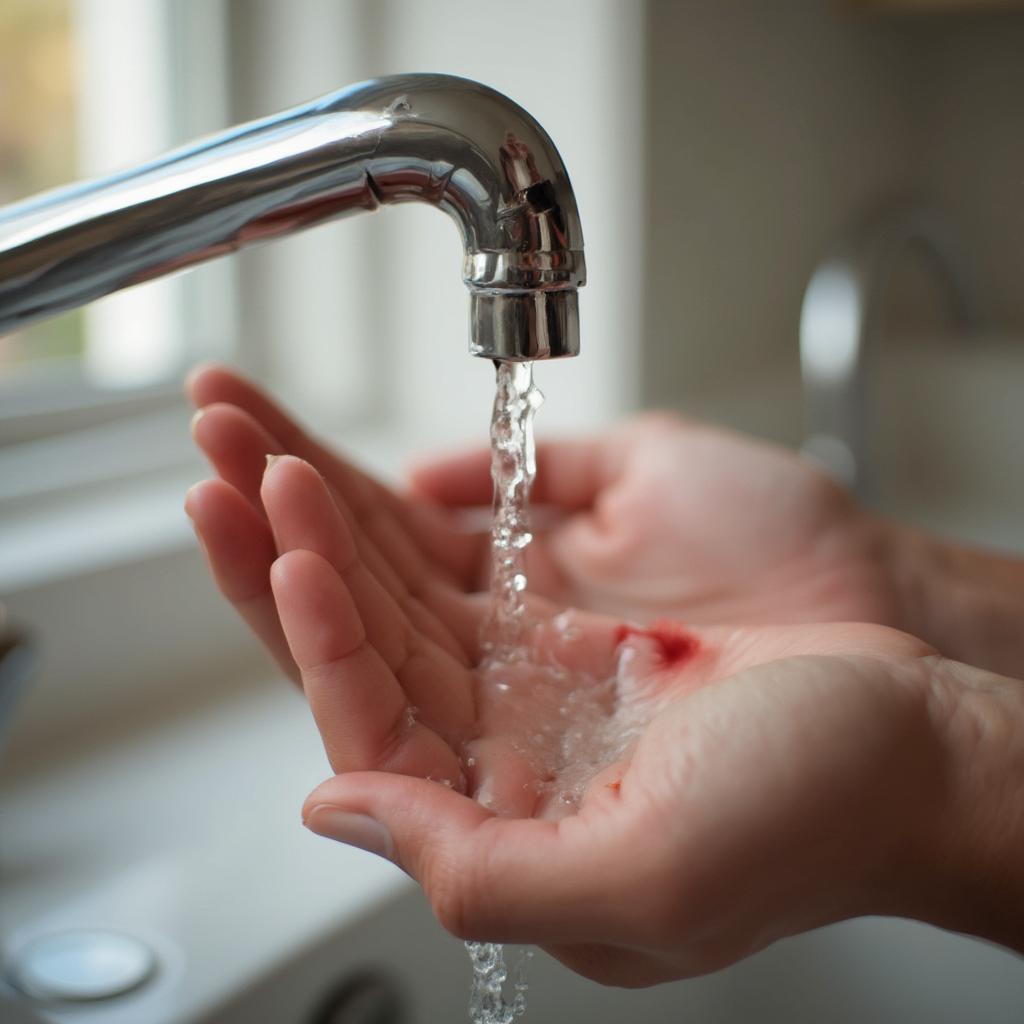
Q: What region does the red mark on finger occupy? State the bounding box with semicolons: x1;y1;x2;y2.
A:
614;620;699;668
605;780;621;793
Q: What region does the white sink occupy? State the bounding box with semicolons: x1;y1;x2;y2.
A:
3;676;1023;1024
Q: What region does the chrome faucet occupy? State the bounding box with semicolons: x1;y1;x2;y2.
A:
0;74;585;361
799;207;977;497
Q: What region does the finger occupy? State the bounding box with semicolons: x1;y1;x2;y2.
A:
409;437;614;512
262;456;476;734
301;771;660;946
271;549;463;782
191;400;461;637
191;402;283;510
187;362;481;586
187;362;344;478
184;478;298;683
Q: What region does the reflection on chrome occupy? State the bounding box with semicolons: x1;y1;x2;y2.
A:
0;74;586;362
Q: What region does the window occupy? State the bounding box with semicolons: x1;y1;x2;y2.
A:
0;0;233;441
0;1;83;378
0;0;644;769
0;0;644;592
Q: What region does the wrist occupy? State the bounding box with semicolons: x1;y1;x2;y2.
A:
887;524;1024;679
914;659;1024;953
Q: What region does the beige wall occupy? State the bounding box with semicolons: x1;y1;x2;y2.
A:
641;1;1023;444
912;13;1024;332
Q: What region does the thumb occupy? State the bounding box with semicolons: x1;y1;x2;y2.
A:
301;771;642;946
409;437;614;512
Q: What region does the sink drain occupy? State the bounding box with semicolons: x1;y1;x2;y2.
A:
7;928;157;1002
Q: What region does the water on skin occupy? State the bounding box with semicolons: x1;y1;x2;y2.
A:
464;366;700;1021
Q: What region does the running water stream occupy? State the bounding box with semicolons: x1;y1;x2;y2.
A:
483;361;543;659
465;361;543;1024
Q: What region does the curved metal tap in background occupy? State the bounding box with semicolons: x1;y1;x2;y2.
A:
0;74;585;361
799;207;978;497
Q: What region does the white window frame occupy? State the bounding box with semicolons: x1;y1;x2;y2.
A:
0;0;234;438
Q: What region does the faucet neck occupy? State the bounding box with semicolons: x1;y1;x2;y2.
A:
0;74;585;361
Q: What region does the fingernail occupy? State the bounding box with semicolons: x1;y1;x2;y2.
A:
265;453;282;471
304;806;394;860
183;482;201;521
189;408;206;435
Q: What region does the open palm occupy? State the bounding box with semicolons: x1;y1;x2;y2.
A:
190;442;948;985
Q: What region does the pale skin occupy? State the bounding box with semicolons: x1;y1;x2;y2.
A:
185;364;1024;984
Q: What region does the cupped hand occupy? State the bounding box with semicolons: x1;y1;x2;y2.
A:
240;450;950;986
411;412;908;627
185;365;910;683
185;363;487;682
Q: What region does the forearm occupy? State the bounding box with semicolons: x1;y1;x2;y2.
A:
894;525;1024;680
918;658;1024;955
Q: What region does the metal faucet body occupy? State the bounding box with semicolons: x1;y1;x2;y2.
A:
799;208;977;497
0;74;585;361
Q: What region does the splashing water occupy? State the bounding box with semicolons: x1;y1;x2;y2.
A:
466;942;534;1024
466;361;543;1023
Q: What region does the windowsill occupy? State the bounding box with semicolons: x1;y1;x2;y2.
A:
1;469;199;595
0;420;420;597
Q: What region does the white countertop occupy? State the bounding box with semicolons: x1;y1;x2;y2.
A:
0;676;411;1024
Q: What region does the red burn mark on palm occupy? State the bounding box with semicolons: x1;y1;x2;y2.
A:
614;620;699;668
605;780;622;793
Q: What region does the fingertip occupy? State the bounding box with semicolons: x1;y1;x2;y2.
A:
183;477;229;522
301;771;491;844
189;407;206;439
184;479;204;519
262;451;286;485
268;547;313;590
301;774;481;877
184;360;228;402
184;483;209;552
260;453;322;509
263;451;309;478
188;401;246;450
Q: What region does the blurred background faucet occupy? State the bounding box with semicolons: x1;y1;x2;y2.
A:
799;207;979;499
0;73;585;363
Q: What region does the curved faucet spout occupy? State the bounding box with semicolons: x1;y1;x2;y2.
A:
0;74;586;361
799;207;977;496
